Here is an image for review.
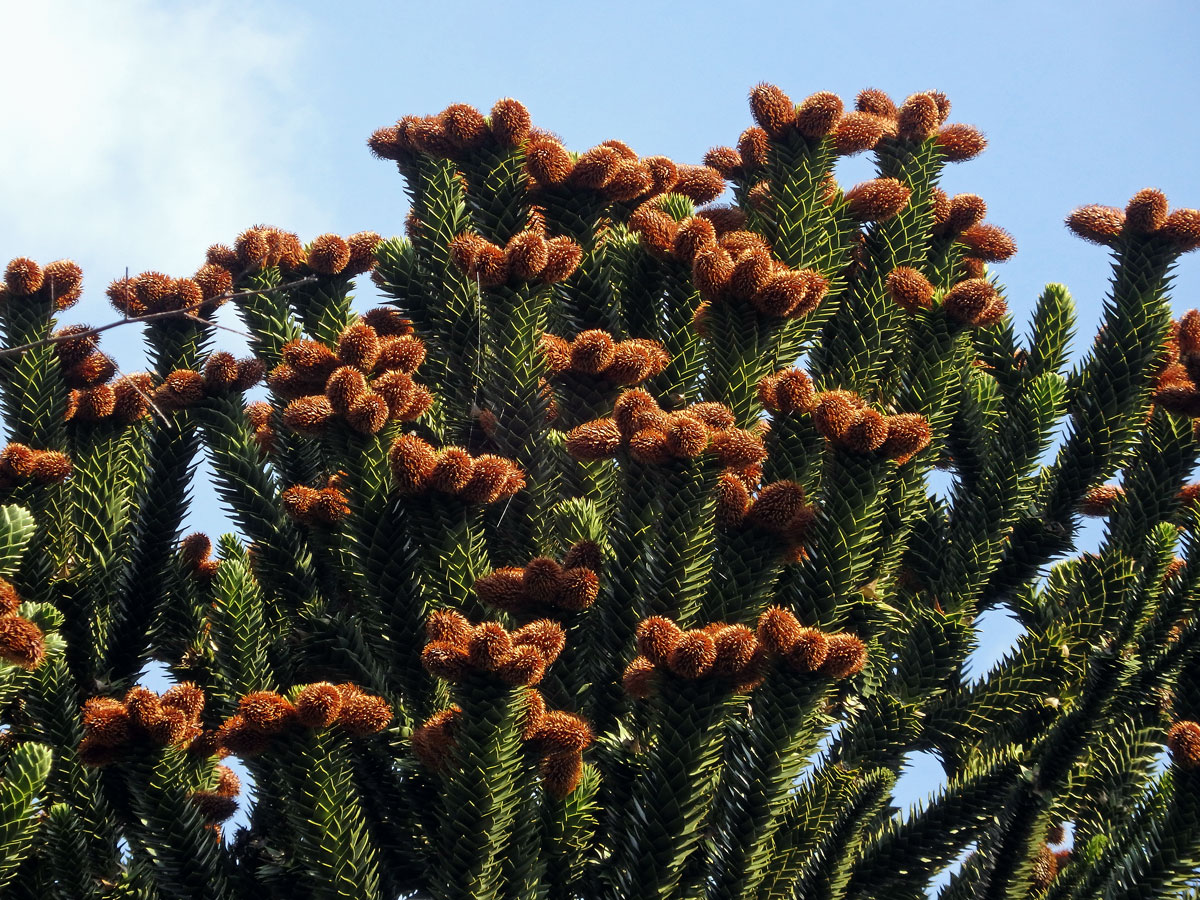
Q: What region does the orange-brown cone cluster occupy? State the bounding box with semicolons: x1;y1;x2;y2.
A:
388;435;525;503
0;577;46;670
763;377;932;464
565;389;752;466
474;542;602;614
623;616;767;696
449;229;582;288
413;688;592;797
370;99;532;161
53;328;158;425
755;606;869;679
271;319;432;436
107;264;230;319
541;331;669;385
203;226;381;284
715;477;817;562
282;473;351;526
940;278;1009;328
246;401;276;455
1067;188;1200;253
78;683;208;766
1155;310;1200;417
1168;720;1200;768
0;442;72;489
628;205;829;320
421;611;566;687
190;764;242;825
1079;484;1125;517
1;257;83;311
180;533;221;582
215;684;392;757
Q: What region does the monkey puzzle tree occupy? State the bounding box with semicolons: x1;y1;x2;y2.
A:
1;83;1200;900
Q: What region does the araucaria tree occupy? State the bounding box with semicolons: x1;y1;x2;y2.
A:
1;84;1200;900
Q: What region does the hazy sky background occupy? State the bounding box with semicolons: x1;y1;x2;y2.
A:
2;0;1199;856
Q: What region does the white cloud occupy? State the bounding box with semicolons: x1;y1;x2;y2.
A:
0;0;317;279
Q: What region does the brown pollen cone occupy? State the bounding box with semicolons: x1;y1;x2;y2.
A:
495;645;547;686
422;641;471;681
757;606;803;654
943;278;998;326
795;91;844;138
412;706;462;770
0;619;44;672
628;428;672;464
540;749;585;798
934;124;987;161
844;178;912;222
886;267;935;313
526;136;574;186
855;88;897;118
673;217;718;265
512;619;567;663
811;390;863;441
41;259;83;309
636;616;683;666
673;166;726;204
490;97;531;147
820;633;868;679
441;103;487;149
736;127;769;169
749;83;795;138
667;630;718;678
4;258;43;295
283;396;335;436
786;628;830;673
474;567;530;612
82;697;131;747
897;93;940;141
426;609;472;647
747;481;808;534
959;224;1016;261
665;414;710;458
467;622;513;670
338;690;393;736
529;710;593;752
237;691;295;735
523;557;564;604
1080;484;1124;516
605;160;654;202
623;656;658;698
944;194;988;235
1126;188;1169;234
715;473;752;527
711;428;767;468
1161;209;1200;253
833;112;889;155
1167;720;1200;768
541;236;583;283
570;330;617;374
841;408;890;453
630;205;679;256
557;566;600;611
880;413;932;463
693;246;735;300
565;418;623;461
506;230;550;280
338;324;381;372
0;578;18;616
295;682;344;728
703;146;742;179
571;145;621;190
1066;205;1125;244
712;625;759;676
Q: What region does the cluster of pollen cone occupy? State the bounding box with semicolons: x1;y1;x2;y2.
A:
271;310;432;437
623;606;866;698
417;611;593;797
79;682;391;767
0;577;46;670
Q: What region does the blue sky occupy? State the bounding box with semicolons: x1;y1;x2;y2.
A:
3;0;1199;840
